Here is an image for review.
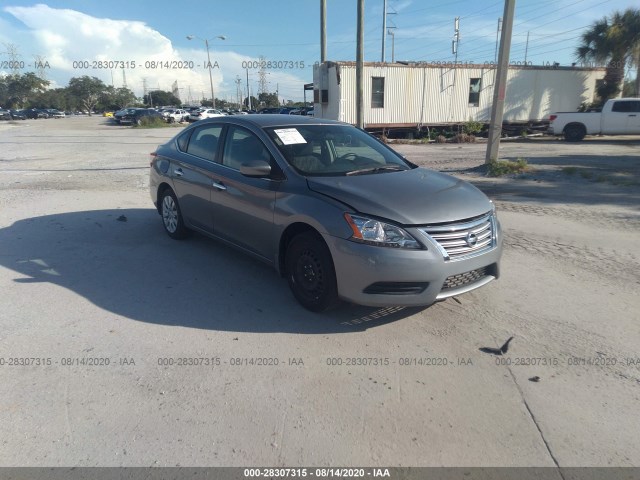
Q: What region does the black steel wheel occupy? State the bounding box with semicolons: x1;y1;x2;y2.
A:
285;232;339;312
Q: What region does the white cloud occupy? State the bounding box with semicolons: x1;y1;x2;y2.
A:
2;4;310;102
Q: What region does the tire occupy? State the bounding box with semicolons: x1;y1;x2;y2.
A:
159;188;189;239
564;124;586;142
168;117;175;123
285;232;339;312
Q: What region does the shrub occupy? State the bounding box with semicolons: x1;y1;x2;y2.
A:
463;119;484;135
134;116;168;128
487;158;530;176
452;133;476;143
435;135;447;143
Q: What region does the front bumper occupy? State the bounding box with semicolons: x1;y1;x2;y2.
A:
323;222;503;307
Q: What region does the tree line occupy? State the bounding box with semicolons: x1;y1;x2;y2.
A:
0;74;139;113
0;72;303;114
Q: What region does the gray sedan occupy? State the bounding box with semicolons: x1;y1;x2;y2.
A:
149;115;502;311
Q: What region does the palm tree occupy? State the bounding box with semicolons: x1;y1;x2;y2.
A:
576;8;640;102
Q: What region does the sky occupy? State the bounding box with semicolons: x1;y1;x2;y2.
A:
0;0;637;104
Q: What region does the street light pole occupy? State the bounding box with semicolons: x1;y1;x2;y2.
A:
187;34;226;109
204;38;216;108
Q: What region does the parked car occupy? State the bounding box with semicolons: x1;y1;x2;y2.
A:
10;109;27;120
149;115;502;311
163;108;190;123
188;109;226;122
548;98;640;141
49;109;65;118
24;108;48;119
258;107;281;114
0;109;12;121
103;111;114;117
121;108;164;125
114;108;142;124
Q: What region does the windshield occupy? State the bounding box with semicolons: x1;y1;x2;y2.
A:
265;124;412;176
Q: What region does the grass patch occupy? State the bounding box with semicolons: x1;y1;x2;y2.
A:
562;167;639;186
487;158;530;177
133;117;170;128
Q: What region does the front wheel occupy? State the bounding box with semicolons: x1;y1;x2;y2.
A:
564;124;586;141
159;188;189;239
285;232;339;312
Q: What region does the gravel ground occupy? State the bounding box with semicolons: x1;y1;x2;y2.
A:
0;116;639;467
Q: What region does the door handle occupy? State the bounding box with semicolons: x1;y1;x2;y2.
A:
629;114;637;117
174;168;184;177
212;181;227;191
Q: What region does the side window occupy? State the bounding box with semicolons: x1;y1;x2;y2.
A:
223;126;272;171
371;77;385;108
176;129;193;152
185;125;223;162
612;101;632;113
631;101;640;113
469;78;481;107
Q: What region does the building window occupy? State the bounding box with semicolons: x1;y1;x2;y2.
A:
321;89;329;103
469;78;481;107
371;77;385;108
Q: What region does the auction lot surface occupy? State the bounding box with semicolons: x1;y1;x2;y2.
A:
0;116;639;467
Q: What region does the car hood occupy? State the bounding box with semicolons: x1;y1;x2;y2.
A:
307;168;492;225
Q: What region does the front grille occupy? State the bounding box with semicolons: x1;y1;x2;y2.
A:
419;212;496;261
442;267;489;291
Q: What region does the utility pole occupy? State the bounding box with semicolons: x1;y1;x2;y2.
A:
485;0;516;164
452;17;460;59
246;68;252;110
381;0;386;62
494;17;502;63
356;0;364;128
33;55;48;80
524;31;530;64
2;43;21;75
320;0;327;63
235;76;242;108
258;56;268;94
388;28;396;62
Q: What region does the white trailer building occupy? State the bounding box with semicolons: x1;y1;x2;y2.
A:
312;61;606;132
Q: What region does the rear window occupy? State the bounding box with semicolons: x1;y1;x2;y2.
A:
612;101;640;113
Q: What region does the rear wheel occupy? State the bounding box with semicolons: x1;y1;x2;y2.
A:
564;124;586;142
159;188;188;239
285;232;339;312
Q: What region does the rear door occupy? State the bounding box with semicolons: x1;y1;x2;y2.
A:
625;100;640;133
169;124;223;233
603;101;637;134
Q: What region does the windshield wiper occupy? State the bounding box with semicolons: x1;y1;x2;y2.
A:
345;165;407;176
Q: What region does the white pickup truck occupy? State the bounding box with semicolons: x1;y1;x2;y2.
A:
548;98;640;141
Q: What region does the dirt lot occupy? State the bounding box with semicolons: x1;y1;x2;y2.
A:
0;116;639;467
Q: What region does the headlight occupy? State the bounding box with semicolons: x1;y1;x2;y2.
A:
344;213;421;249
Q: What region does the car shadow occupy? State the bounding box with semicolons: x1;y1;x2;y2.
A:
1;209;427;334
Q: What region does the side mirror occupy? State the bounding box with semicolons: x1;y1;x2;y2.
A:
240;160;272;177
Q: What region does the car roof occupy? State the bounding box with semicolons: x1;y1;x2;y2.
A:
194;114;345;128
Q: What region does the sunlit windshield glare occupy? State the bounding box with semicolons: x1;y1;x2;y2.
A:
265;125;411;176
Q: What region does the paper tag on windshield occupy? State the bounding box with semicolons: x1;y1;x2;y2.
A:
273;128;307;145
